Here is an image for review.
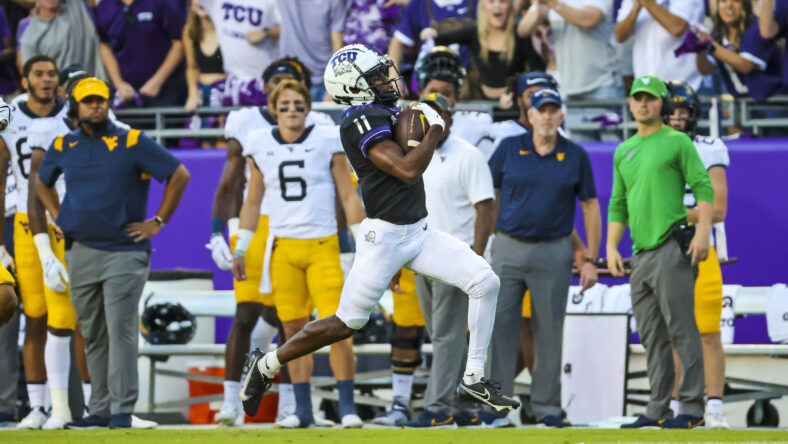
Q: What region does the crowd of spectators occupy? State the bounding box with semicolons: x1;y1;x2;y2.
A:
0;0;784;129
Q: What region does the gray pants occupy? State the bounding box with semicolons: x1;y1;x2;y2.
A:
630;238;704;419
415;275;468;415
0;311;19;416
488;233;573;420
66;242;149;416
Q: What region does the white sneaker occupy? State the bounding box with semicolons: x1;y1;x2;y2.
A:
131;415;158;429
42;415;70;430
704;411;730;429
341;413;363;429
215;403;243;427
17;408;47;430
276;401;296;422
274;414;307;429
313;415;335;427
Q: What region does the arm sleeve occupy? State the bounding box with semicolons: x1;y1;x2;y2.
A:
464;148;495;204
263;0;280;27
394;0;424;47
616;0;632;23
488;140;507;189
133;133;182;182
576;148;598;201
344;109;393;159
667;0;704;23
38;141;63;188
328;0;347;32
607;155;628;224
224;109;248;142
680;136;714;203
435;25;477;47
161;0;186;41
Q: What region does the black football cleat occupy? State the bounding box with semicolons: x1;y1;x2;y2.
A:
239;348;272;416
457;377;521;412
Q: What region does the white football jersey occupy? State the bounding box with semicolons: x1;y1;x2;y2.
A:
245;124;343;239
27;117;70;204
2;101;68;214
686;135;729;246
225;106;336;212
451;111;494;158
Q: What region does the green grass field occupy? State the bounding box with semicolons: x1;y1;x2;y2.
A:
3;428;788;444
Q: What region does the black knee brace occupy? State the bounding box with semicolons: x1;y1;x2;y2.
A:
390;326;424;374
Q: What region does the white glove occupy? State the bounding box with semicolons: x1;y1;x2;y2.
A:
0;99;11;131
42;255;69;292
0;245;14;272
416;102;445;130
33;233;68;292
206;234;232;270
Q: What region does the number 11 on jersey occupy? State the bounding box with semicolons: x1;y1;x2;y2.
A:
354;115;372;134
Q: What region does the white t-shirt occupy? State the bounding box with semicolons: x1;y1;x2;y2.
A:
616;0;704;89
548;0;616;95
423;133;495;245
2;102;69;214
201;0;280;79
244;124;343;239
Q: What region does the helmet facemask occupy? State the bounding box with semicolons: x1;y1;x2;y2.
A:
359;57;403;106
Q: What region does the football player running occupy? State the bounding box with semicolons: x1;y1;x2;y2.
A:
207;57;333;426
233;79;364;428
239;44;519;418
665;80;730;429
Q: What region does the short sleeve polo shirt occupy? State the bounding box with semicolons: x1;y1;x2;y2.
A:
38;122;181;251
489;132;596;239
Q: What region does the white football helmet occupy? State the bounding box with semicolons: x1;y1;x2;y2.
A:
324;44;402;106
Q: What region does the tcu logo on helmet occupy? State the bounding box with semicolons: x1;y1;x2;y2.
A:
331;51;358;69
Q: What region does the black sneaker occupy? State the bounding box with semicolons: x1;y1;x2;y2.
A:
620;414;662;429
456;378;520;412
66;415;110;429
239;348;272;416
660;414;704;429
539;414;570;428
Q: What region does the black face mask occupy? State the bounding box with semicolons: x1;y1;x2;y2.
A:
365;64;403;106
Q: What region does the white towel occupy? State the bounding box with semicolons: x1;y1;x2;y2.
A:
765;284;788;343
258;231;276;294
720;285;740;344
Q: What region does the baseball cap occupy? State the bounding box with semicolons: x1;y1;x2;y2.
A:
530;88;562;110
59;64;87;87
419;92;453;113
72;77;110;102
516;72;556;97
630;75;668;98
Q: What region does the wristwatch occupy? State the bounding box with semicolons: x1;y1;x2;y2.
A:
154;215;166;229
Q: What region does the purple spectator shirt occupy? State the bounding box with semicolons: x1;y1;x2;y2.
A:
0;7;15;94
394;0;476;66
94;0;185;89
716;18;782;101
343;0;402;56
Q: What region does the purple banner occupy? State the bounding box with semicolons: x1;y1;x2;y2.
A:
148;139;788;291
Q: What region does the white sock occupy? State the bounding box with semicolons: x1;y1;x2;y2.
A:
706;398;723;414
258;351;282;378
250;318;278;352
277;383;295;416
44;333;71;389
49;387;71;420
27;383;46;410
223;380;241;407
82;382;91;411
670;399;679;417
465;273;499;381
44;383;51;412
392;374;414;401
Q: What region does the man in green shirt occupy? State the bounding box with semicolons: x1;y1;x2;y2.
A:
606;76;714;429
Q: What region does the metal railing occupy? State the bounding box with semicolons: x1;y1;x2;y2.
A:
113;96;788;145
